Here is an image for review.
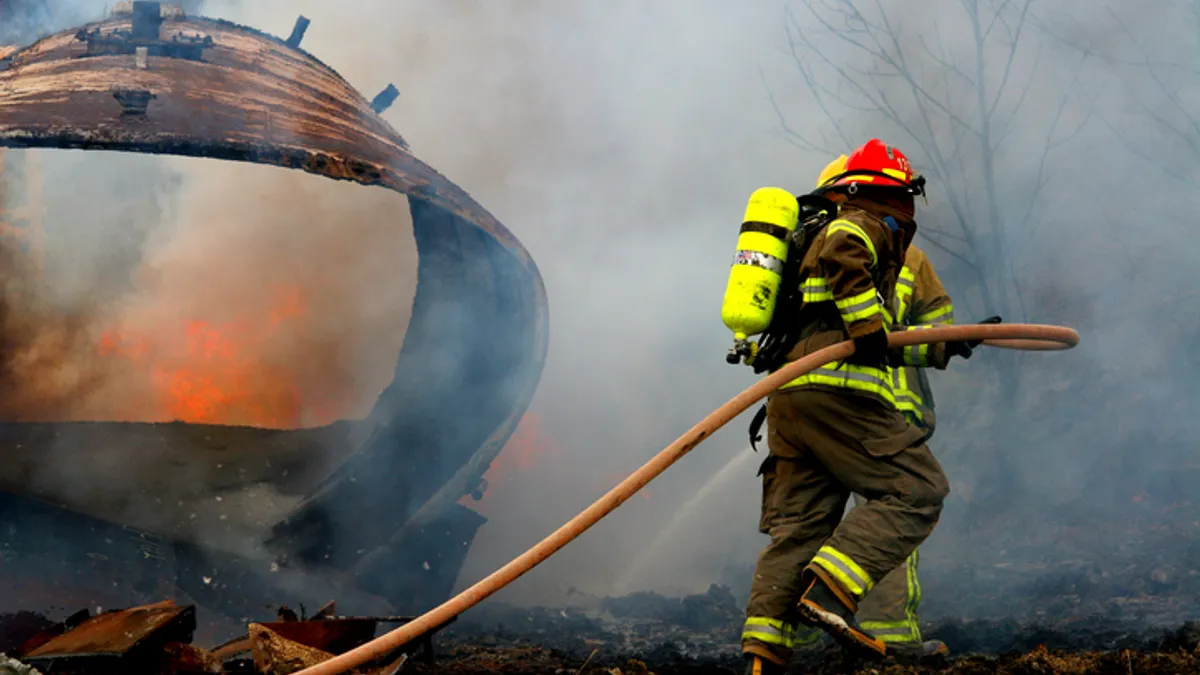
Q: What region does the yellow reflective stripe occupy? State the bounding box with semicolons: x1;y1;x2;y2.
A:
742;617;797;647
861;552;923;645
836;288;882;322
882;301;898;331
892;368;915;405
794;626;823;646
812;546;874;597
890;326;933;368
907;549;923;641
827;220;878;266
896;286;913;312
742;630;790;647
897;268;916;319
801;276;833;302
859;623;922;643
860;622;914;631
914;304;954;325
781;364;895;404
904;342;930;367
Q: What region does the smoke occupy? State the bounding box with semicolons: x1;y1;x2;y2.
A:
0;1;417;557
288;0;1198;615
3;0;1197;625
0;4;417;427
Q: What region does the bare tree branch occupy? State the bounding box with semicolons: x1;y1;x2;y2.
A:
986;0;1034;120
918;230;979;270
769;0;1086;328
983;0;1017;41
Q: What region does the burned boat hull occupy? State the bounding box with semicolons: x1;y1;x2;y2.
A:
0;4;547;616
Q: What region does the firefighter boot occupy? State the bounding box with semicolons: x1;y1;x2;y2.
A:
887;639;950;664
742;654;786;675
797;565;887;658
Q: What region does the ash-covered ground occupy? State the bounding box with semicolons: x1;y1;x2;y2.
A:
425;582;1200;674
416;491;1200;674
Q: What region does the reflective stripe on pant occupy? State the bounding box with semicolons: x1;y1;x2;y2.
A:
812;545;875;598
742;617;797;649
852;492;924;644
741;617;825;662
859;549;923;644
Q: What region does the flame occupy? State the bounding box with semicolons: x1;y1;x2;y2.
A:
94;284;349;428
0;156;416;428
472;412;560;502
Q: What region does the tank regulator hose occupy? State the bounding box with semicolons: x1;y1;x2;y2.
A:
293;322;1080;675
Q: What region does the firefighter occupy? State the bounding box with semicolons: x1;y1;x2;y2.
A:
849;241;956;660
811;156;998;661
775;157;961;660
741;140;956;674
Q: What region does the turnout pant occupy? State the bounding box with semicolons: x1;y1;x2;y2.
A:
741;387;949;664
853;493;925;645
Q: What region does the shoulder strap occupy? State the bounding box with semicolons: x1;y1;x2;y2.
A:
748;403;767;452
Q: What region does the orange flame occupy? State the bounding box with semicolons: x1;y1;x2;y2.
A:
94;284;349;428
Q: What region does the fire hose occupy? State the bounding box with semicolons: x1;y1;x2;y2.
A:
294;322;1079;675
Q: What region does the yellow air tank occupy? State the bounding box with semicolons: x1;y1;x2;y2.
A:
722;187;800;364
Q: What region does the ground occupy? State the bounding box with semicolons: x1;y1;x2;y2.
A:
414;588;1200;675
408;643;1200;675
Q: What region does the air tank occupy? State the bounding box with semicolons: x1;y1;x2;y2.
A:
721;187;800;364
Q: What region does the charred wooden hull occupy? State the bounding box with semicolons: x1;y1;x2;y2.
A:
0;5;547;617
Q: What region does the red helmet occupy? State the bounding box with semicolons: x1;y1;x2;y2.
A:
827;138;921;191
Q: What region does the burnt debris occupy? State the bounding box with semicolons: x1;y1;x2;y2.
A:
1;599;453;675
19;601;196;675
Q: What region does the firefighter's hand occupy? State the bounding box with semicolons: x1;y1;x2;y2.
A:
964;315;1003;348
945;340;976;361
849;327;890;366
946;315;1003;360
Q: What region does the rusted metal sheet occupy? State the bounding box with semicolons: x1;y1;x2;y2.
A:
19;600;196;673
0;6;549;616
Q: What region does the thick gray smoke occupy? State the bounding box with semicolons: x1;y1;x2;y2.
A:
5;0;1199;624
0;0;416;557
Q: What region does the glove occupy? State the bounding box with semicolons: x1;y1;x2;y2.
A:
945;315;1002;360
848;327;889;366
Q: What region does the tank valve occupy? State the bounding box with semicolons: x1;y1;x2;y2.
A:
727;338;755;365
